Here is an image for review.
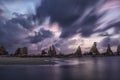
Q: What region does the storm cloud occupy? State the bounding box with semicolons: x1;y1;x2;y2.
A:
29;28;53;43
0;0;120;53
35;0;107;38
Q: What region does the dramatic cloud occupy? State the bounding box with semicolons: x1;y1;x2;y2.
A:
35;0;107;38
100;37;120;47
0;0;38;53
29;28;53;43
10;14;35;30
0;17;29;52
0;0;120;53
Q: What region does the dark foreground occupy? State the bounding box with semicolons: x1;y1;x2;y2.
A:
0;57;120;80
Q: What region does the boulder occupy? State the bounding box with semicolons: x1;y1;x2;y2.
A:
0;46;8;55
117;45;120;55
41;50;47;56
74;46;82;56
48;45;56;57
15;47;28;56
106;44;113;55
89;42;99;55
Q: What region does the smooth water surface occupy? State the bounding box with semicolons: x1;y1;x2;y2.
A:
0;57;120;80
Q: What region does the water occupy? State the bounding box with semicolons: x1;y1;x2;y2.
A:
0;57;120;80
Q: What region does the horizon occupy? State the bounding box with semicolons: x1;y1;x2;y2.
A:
0;0;120;54
0;42;120;54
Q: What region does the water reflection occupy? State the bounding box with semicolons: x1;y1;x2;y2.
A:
0;57;120;80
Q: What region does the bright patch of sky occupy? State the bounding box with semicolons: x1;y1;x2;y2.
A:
2;0;41;19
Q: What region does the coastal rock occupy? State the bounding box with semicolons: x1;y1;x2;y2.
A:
74;46;82;56
41;50;47;56
106;44;113;55
117;45;120;55
89;42;99;55
0;46;8;55
15;47;28;56
48;45;56;56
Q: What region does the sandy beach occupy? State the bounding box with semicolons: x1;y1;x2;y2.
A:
0;57;56;65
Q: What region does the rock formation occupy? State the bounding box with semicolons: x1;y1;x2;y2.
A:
48;45;56;56
106;44;113;55
15;47;28;56
74;46;82;56
117;45;120;55
0;46;8;55
89;42;99;55
41;50;47;56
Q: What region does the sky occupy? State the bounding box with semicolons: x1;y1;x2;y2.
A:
0;0;120;54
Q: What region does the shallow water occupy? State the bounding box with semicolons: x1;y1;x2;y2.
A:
0;57;120;80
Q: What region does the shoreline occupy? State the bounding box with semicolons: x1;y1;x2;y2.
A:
0;57;56;65
0;56;120;65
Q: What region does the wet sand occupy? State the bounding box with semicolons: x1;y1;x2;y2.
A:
0;57;56;65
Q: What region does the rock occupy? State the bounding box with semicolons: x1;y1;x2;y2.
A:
48;45;56;57
41;50;47;56
74;46;82;56
15;47;28;56
89;42;99;55
106;44;113;55
0;46;8;55
117;45;120;55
